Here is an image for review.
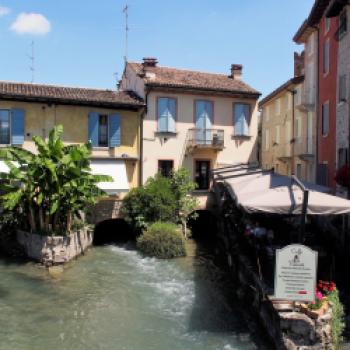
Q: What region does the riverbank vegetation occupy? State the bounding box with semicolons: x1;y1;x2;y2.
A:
137;222;186;259
0;125;111;237
121;168;198;258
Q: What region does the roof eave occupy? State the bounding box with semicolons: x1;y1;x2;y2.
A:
0;94;145;110
258;76;304;108
145;83;261;99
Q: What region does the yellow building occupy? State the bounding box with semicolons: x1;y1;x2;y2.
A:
259;76;316;182
0;81;145;198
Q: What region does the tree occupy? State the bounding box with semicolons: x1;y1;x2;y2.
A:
120;174;177;233
0;125;112;235
170;168;198;238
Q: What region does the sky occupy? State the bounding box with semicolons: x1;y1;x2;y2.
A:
0;0;315;98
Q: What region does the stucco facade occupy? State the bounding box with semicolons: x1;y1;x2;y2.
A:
121;60;260;190
0;97;142;193
260;78;315;182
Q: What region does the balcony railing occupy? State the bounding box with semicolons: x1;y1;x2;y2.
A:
186;128;224;151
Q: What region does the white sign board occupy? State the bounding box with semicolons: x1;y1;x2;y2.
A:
274;244;317;302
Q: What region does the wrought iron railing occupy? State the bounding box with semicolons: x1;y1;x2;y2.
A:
187;128;224;148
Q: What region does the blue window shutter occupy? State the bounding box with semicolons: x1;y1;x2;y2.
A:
167;98;176;132
234;104;250;136
109;114;121;147
88;112;99;147
158;98;168;132
11;109;25;145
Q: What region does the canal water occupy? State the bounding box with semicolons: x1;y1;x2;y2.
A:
0;242;263;350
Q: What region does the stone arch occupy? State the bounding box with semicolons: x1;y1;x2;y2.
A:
188;210;218;242
93;218;134;245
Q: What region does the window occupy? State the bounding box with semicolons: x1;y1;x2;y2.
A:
157;97;176;133
234;103;250;136
264;106;270;121
275;98;281;115
338;148;348;169
325;17;331;34
339;10;347;37
296;164;302;179
98;115;108;147
195;160;210;190
322;102;329;136
275;125;280;144
286;121;291;142
339;75;347;102
323;39;330;74
0;109;24;145
158;160;174;178
295;116;302;140
0;110;10;145
265;129;270;150
88;113;121;148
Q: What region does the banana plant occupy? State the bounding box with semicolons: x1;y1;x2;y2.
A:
0;125;112;235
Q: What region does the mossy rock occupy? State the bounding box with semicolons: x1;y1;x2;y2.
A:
137;222;186;259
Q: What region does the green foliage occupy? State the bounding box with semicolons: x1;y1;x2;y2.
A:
328;290;345;349
170;168;198;237
137;222;186;259
120;174;177;232
121;168;198;237
0;125;112;235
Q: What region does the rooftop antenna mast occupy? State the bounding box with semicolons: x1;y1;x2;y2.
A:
29;41;35;83
123;4;129;63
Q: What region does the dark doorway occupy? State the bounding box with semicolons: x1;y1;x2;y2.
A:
188;210;217;243
93;219;134;245
195;160;210;190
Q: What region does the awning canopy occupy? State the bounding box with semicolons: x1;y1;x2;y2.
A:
217;168;350;216
90;159;129;195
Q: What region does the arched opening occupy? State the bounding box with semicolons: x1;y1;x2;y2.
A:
188;210;218;243
93;219;134;245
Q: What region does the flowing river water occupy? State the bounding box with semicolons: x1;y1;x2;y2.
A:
0;241;267;350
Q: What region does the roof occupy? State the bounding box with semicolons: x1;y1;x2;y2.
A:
293;0;331;43
128;62;261;98
326;0;349;16
258;76;304;108
0;81;144;109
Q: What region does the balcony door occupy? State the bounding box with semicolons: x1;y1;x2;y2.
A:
195;100;213;145
195;160;211;190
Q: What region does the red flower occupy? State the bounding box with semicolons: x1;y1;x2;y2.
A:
335;165;350;188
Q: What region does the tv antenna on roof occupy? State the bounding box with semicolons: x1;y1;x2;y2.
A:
29;41;35;83
123;4;129;63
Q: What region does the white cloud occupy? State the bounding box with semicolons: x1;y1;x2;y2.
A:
0;6;10;16
11;13;51;35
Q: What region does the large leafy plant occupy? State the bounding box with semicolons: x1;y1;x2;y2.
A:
0;125;112;235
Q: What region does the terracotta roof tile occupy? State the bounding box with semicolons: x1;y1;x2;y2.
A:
0;81;144;108
128;62;260;97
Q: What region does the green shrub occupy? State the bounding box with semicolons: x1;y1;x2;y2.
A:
121;175;177;232
137;222;186;259
328;289;345;348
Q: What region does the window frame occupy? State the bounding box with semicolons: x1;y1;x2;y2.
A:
0;109;11;146
323;39;330;75
97;114;109;148
339;74;347;103
156;96;178;133
322;101;330;136
158;159;174;178
233;102;251;137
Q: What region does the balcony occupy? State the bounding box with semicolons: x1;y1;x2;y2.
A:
186;128;224;154
274;143;292;162
295;92;316;112
293;136;315;161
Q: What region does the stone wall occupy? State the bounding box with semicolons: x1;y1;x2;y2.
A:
17;229;93;265
89;198;123;224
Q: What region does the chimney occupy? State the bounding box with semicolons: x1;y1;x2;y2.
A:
142;57;158;68
294;51;305;77
231;64;243;80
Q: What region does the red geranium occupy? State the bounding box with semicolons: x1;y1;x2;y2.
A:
335;164;350;188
